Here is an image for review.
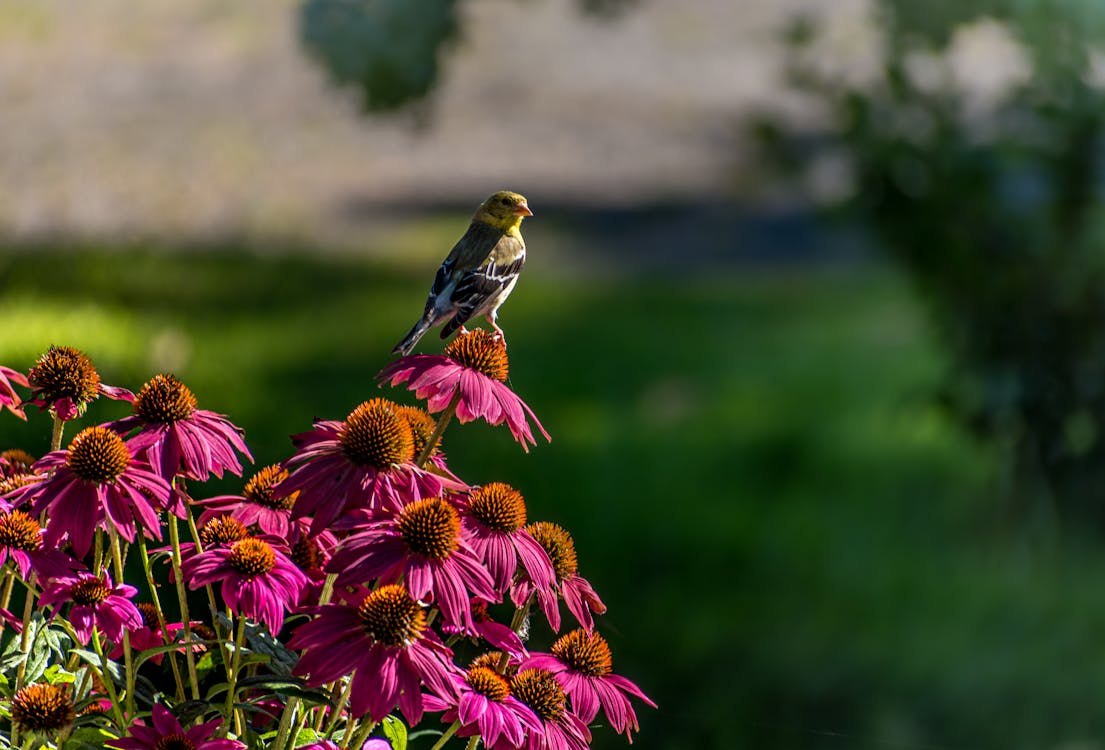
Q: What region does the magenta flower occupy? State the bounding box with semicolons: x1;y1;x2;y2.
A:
25;345;133;421
39;572;141;645
524;630;656;741
0;365;27;420
493;667;591;750
196;464;296;537
460;483;556;595
441;598;527;656
109;603;200;666
107;703;244;750
326;496;498;633
513;522;606;633
424;664;543;748
13;426;172;558
107;374;251;481
182;536;307;633
379;329;550;451
289;584;459;723
0;507;80;579
301;741;390;750
279;398;460;535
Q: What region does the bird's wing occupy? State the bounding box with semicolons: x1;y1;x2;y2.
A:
445;234;526;330
430;220;505;299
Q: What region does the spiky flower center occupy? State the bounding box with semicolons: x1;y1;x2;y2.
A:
467;665;511;702
0;473;40;495
445;329;509;382
511;668;566;722
137;602;160;628
290;535;321;571
199;516;249;548
1;449;36;473
11;682;75;732
526;522;578;581
469;483;527;532
66;427;130;483
0;510;41;552
243;465;295;510
70;577;111;606
133;374;198;424
28;346;101;406
340;399;415;469
471;598;490;623
397;405;438;459
356;584;427;647
154;735;196;750
470;651;514;677
228;538;276;577
398;497;460;560
552;629;613;677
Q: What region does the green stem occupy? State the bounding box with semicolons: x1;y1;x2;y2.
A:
429;720;462;750
90;626;128;729
50;414;65;452
272;697;300;750
168;515;201;699
464;736;481;750
109;533;136;717
318;572;338;607
136;534;186;700
224;614;248;735
324;677;356;737
346;720;378;749
14;572;38;692
0;566;15;611
415;390;463;468
497;594;534;674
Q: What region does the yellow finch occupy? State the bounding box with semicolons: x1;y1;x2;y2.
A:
392;190;534;356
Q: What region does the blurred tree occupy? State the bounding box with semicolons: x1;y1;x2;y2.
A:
754;1;1105;526
298;0;638;114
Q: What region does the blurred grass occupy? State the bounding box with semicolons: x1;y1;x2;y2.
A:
3;239;1105;749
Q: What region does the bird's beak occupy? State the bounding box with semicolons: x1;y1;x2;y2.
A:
513;203;534;217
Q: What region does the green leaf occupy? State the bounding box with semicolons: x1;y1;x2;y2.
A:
383;715;408;750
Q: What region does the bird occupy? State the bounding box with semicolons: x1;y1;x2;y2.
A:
392;190;534;356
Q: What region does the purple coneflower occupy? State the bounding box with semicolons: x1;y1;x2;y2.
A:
182;536;306;634
0;365;27;420
107;374;251;481
38;571;142;645
196;464;296;537
495;667;591;750
11;682;75;735
326;496;498;633
13;426;172;558
289;583;459;723
107;702;244;750
278;398;458;535
424;663;543;748
301;740;390;750
378;329;550;451
524;630;656;742
441;598;526;656
25;346;133;421
460;483;556;595
109;603;199;666
0;507;80;579
512;522;606;633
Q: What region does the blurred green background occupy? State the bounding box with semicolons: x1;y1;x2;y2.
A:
9;1;1105;749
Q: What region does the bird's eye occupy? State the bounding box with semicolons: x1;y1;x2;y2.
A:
500;197;511;205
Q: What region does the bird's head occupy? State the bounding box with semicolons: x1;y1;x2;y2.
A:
474;191;533;231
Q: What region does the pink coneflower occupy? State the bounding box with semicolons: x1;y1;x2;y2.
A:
182;536;307;634
441;598;526;656
524;630;656;742
301;740;390;750
378;329;550;451
424;664;543;748
196;464;296;537
13;426;172;558
11;682;75;735
0;365;27;420
107;374;251;481
278;399;458;535
326;496;498;633
107;702;244;750
460;483;556;595
0;507;80;579
494;667;591;750
512;523;606;633
109;603;199;666
1;449;37;476
289;584;459;723
25;346;133;421
38;571;142;645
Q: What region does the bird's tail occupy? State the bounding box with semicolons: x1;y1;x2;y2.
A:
392;317;433;356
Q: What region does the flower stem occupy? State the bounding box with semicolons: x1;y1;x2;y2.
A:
416;389;463;468
109;532;136;717
464;736;481;750
0;567;15;611
324;677;355;737
50;414;65;452
345;720;378;749
14;572;38;692
429;720;462;750
497;593;534;674
224;613;248;735
90;626;128;729
272;697;300;750
319;572;338;606
168;515;201;699
136;534;186;700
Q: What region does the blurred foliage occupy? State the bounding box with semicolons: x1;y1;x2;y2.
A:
298;0;639;113
754;0;1105;527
